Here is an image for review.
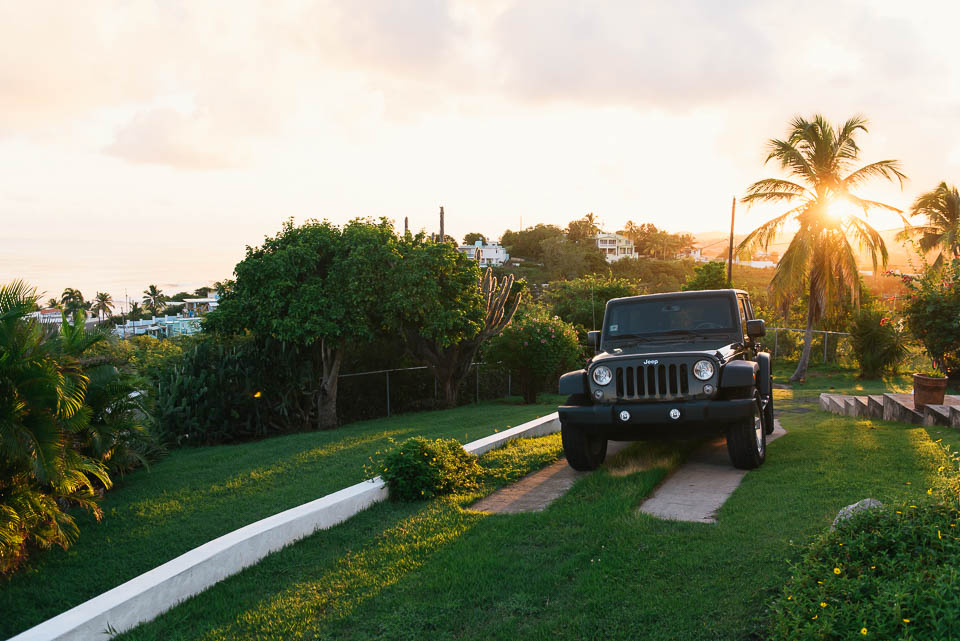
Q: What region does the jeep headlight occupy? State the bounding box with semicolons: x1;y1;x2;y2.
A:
693;359;715;381
592;365;613;386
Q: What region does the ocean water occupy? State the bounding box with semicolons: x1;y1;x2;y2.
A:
1;236;244;313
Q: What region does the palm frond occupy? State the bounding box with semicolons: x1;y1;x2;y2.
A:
842;160;907;189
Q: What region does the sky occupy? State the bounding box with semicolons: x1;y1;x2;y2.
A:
3;0;960;308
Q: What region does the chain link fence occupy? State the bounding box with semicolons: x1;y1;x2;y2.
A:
336;363;514;424
768;327;929;372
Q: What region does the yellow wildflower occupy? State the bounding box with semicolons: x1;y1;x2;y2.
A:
896;511;902;514
861;628;868;635
939;466;945;472
903;619;910;623
928;488;933;495
787;595;793;600
253;391;262;398
910;505;917;508
820;602;828;608
834;567;841;575
936;438;942;442
938;530;942;540
812;615;818;620
870;565;876;569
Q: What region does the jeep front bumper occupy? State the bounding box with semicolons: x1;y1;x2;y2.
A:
558;398;754;428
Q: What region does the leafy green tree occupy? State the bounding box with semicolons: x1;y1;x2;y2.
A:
897;182;960;267
91;292;114;320
566;212;601;245
484;306;581;403
463;232;487;245
500;224;565;261
738;114;905;381
610;256;692;292
682;261;728;291
389;237;519;408
141;285;166;316
901;258;960;376
545;274;639;333
540;236;607;280
621;222;695;259
127;302;143;321
0;282;112;573
207;218;399;429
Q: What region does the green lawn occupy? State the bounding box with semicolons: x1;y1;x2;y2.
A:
0;396;563;639
118;385;951;641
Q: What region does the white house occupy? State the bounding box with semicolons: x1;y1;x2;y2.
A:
457;240;510;267
594;232;635;262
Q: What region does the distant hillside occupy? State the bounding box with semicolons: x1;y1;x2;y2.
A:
691;227;919;272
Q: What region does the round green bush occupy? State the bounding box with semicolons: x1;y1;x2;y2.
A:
769;501;960;640
379;437;481;501
483;307;582;403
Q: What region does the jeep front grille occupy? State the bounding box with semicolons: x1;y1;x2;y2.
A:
614;364;690;400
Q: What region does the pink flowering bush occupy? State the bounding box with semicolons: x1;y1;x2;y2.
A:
484;306;581;403
898;258;960;376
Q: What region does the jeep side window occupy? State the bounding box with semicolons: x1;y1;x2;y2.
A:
736;296;749;342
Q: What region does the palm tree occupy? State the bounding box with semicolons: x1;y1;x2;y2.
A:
60;287;85;317
46;298;60;309
91;292;114;321
738;114;906;382
128;301;143;320
0;281;111;572
897;182;960;266
142;285;166;316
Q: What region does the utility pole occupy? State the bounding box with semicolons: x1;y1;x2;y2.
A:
404;216;409;235
727;196;736;286
439;205;445;243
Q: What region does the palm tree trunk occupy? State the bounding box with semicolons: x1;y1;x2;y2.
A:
790;305;816;382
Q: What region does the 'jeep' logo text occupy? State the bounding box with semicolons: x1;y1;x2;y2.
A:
643;359;659;365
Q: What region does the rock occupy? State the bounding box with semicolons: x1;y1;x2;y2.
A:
831;498;883;530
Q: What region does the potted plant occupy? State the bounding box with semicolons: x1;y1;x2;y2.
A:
898;257;960;409
912;365;948;410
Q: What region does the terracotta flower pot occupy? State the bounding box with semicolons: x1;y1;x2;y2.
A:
913;373;947;410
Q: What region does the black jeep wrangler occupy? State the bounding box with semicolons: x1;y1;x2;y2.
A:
558;289;773;471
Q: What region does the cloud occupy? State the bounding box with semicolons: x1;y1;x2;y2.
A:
103;107;244;169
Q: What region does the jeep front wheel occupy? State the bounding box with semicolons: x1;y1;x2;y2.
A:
561;422;608;471
726;394;766;470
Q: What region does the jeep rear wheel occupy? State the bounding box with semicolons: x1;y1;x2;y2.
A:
726;393;766;470
561;422;608;471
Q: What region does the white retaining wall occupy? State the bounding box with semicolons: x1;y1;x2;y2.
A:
11;412;560;641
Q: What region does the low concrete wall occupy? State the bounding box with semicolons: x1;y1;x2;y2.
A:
11;411;560;641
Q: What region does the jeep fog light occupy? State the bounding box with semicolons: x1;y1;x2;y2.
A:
693;359;715;380
593;389;604;400
702;384;715;395
592;365;613;386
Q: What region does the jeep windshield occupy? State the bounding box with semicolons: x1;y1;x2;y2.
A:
604;296;736;341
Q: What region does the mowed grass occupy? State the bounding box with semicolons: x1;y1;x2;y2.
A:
119;387;950;641
0;396;563;639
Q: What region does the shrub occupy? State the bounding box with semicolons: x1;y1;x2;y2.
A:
483;307;581;403
769;501;960;640
544;274;639;335
378;437;481;501
154;335;322;445
849;306;908;378
900;258;960;376
682;260;727;291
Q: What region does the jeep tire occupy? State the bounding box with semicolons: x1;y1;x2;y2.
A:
726;392;766;470
561;422;608;471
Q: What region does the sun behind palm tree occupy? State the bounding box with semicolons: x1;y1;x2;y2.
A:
738;114;906;382
897;182;960;267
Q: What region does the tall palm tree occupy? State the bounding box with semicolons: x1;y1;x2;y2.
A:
142;285;166;316
91;292;114;321
738;114;906;382
128;302;142;320
897;182;960;266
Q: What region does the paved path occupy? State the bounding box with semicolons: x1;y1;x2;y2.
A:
638;419;787;523
470;441;631;514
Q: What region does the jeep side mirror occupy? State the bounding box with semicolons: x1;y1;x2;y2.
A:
746;319;765;339
587;331;601;351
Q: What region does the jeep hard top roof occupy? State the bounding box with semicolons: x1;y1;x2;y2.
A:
605;289;747;306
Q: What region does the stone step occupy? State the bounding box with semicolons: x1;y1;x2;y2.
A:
867;395;885;420
842;396;858;417
854;396;869;418
818;392;833;412
883;393;923;425
923;404;953;427
952;406;960;430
